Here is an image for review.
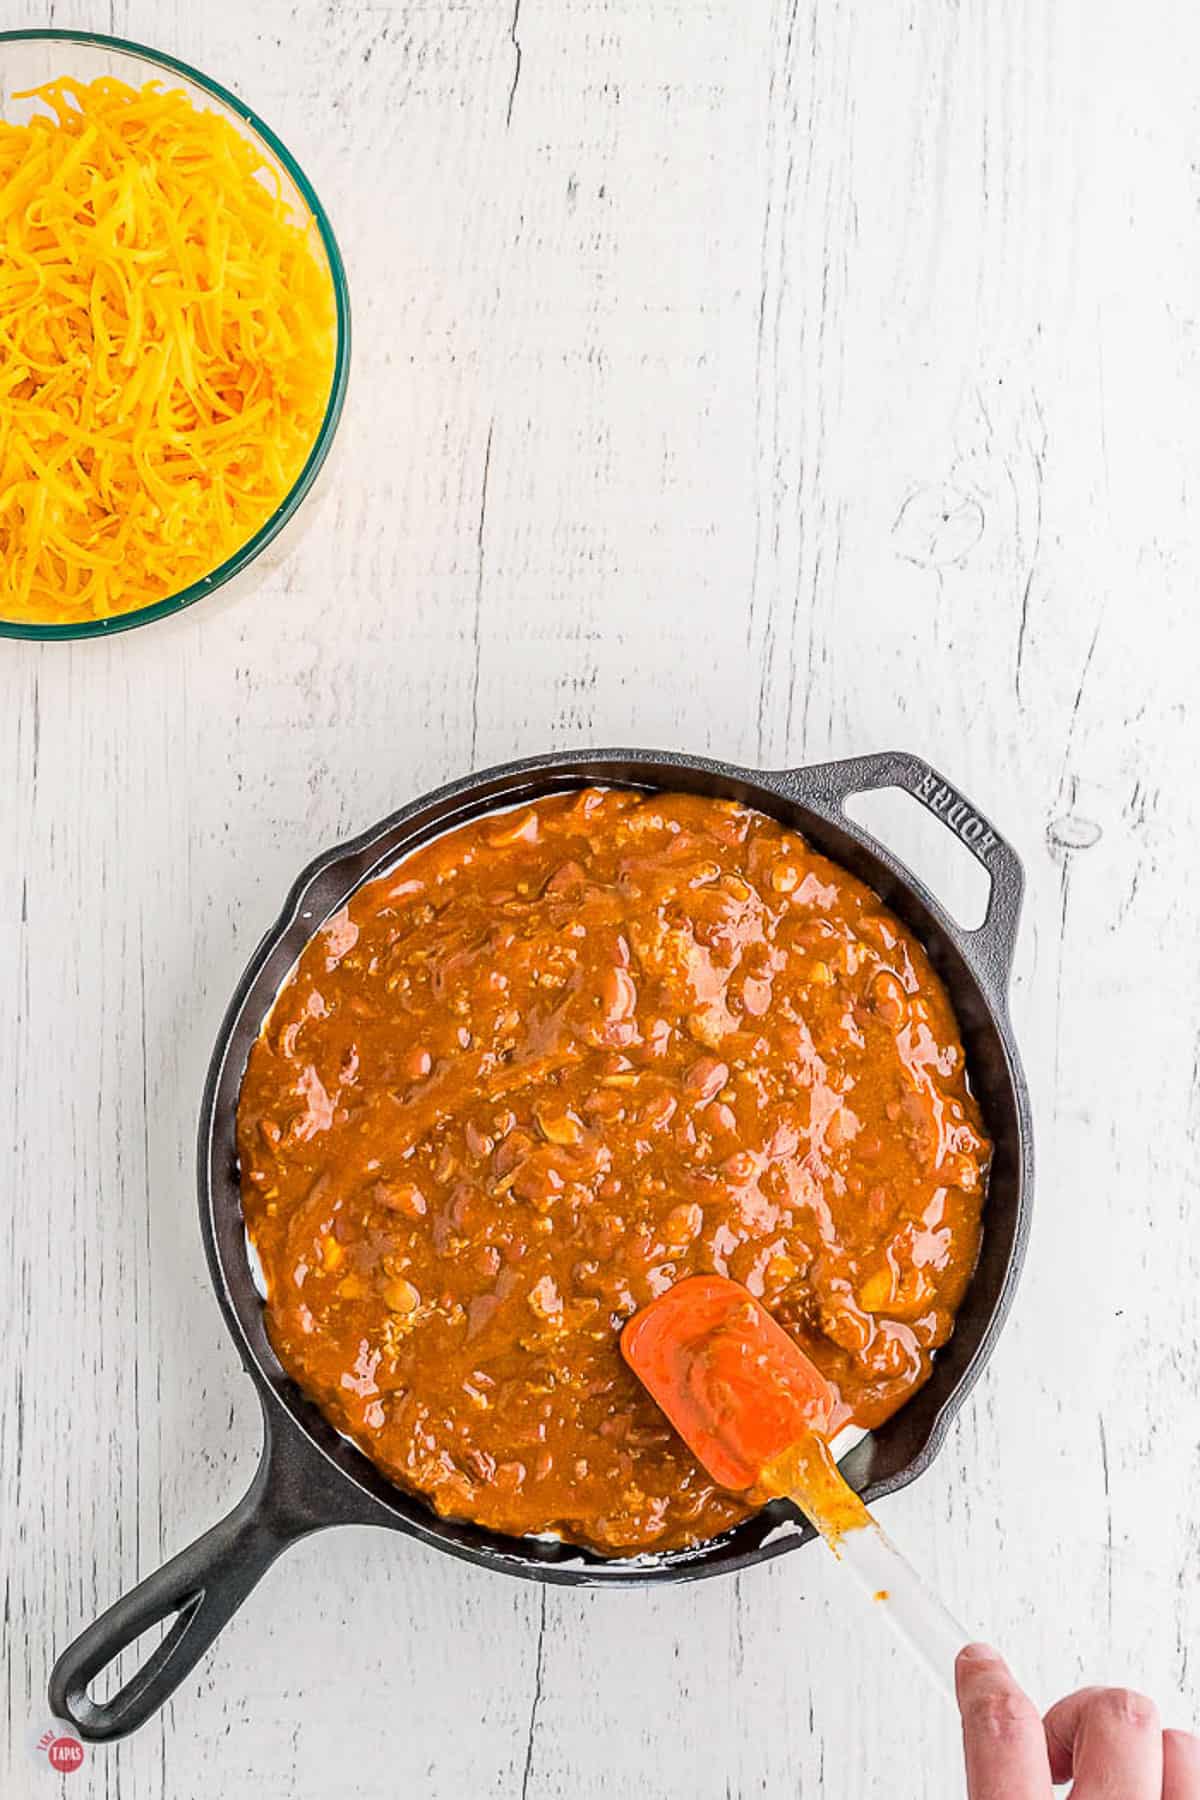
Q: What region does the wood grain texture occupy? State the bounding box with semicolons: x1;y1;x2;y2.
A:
3;0;1199;1793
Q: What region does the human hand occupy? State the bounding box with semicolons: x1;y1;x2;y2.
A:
956;1643;1200;1797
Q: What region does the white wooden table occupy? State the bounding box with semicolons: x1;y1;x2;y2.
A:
4;1;1199;1794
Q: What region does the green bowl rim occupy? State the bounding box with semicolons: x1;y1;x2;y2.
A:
0;27;351;642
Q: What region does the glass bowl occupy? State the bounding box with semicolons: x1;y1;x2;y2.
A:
0;29;351;642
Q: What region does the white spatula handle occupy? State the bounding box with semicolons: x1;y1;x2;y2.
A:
833;1520;970;1700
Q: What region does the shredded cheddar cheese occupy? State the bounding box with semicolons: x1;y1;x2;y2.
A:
0;76;337;626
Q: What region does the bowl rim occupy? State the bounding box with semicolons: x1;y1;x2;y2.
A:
0;27;351;643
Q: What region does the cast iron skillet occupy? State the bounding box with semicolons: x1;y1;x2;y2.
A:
50;747;1032;1741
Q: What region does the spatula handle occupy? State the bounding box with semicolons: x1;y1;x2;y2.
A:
834;1521;970;1701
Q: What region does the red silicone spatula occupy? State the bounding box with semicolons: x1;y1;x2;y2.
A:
622;1274;970;1698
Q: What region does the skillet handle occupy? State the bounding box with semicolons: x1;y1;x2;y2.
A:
48;1397;341;1742
774;750;1024;1002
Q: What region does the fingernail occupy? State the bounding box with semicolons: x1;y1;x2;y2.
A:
958;1643;1002;1665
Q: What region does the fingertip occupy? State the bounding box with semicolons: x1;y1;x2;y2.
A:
954;1645;1042;1738
958;1642;1004;1666
1164;1726;1200;1769
957;1650;1051;1791
955;1642;1010;1692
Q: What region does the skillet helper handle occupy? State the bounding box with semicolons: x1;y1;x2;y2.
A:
48;1455;302;1742
831;1520;970;1702
778;751;1023;1002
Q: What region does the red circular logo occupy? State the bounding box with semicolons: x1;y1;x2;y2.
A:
47;1737;84;1773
